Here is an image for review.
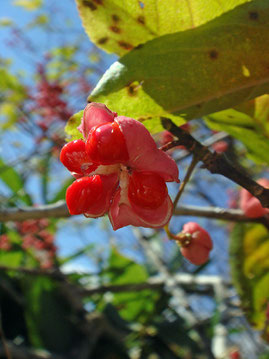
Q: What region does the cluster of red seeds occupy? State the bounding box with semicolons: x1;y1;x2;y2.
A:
61;121;168;216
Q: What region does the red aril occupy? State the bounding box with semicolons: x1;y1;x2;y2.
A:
60;139;97;175
128;171;168;210
86;122;129;164
66;176;103;215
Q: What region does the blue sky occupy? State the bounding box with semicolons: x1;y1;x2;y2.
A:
0;0;233;276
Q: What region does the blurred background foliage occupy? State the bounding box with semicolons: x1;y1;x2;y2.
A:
0;1;269;358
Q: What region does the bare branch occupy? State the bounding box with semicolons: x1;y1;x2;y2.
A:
161;118;269;208
174;205;269;227
1;201;268;228
0;201;70;222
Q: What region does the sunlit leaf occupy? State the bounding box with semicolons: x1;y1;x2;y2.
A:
76;0;251;55
205;94;269;165
205;114;269;165
0;250;24;268
0;103;18;130
27;14;48;28
88;1;269;133
65;110;84;141
13;0;43;11
104;248;159;322
230;223;269;342
0;158;32;205
50;46;77;60
0;18;13;26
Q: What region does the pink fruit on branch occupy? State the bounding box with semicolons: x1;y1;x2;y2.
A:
60;102;179;230
177;222;213;265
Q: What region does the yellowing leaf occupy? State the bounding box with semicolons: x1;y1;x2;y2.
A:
0;103;18;129
244;241;269;278
76;0;251;55
0;18;13;26
89;1;269;134
243;225;268;256
65;110;84;141
13;0;43;11
230;223;269;341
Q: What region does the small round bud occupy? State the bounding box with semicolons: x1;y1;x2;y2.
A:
179;222;213;265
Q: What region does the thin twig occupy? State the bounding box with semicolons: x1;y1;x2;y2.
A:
174;205;269;226
173;155;199;210
0;200;70;222
1;201;269;227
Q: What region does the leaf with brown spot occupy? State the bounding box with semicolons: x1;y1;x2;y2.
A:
110;25;121;33
98;37;109;44
89;0;269;140
118;41;133;50
76;0;251;55
111;14;120;22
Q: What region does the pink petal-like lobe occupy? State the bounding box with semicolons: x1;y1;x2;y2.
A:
116;117;179;182
109;187;173;230
78;103;117;140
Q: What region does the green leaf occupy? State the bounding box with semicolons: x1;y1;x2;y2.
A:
0;68;26;99
253;94;269;136
104;248;159;322
13;0;43;11
205;113;269;165
50;46;77;60
0;158;32;205
0;103;18;130
27;14;49;28
0;18;13;27
76;0;251;55
23;276;80;352
230;223;269;342
205;93;269;165
0;250;24;268
89;1;269;133
65;110;84;141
